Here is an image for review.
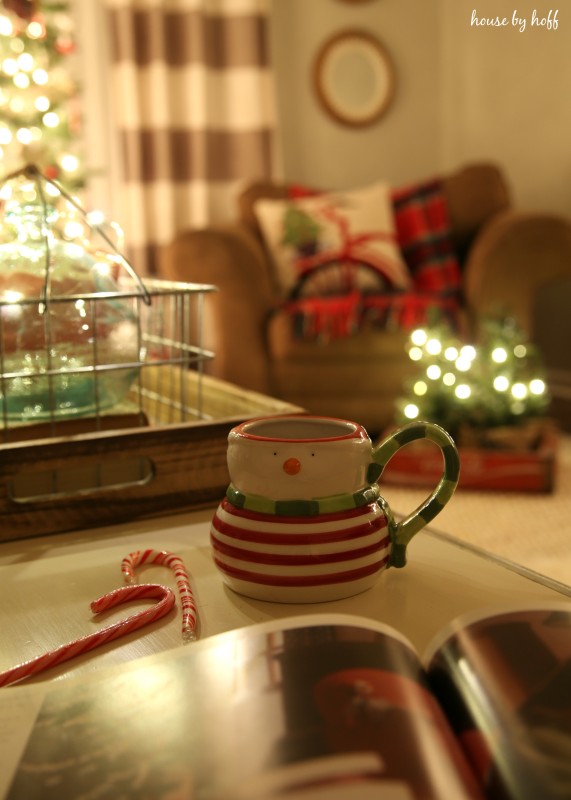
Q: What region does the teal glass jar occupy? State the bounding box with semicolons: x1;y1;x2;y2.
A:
0;170;142;422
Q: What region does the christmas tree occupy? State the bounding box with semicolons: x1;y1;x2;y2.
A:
395;316;550;443
0;0;84;189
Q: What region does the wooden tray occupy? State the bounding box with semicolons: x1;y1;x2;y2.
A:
0;370;302;543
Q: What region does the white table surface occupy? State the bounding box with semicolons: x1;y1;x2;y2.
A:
1;507;570;798
1;506;569;684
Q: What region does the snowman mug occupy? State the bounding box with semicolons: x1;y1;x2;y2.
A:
210;415;460;603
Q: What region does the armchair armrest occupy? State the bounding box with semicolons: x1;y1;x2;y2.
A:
463;210;571;334
158;223;275;394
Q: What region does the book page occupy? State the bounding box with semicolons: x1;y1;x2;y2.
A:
426;605;571;800
0;688;46;799
4;613;482;800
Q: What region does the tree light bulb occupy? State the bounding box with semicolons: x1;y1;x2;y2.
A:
32;68;49;85
409;346;423;361
2;58;18;76
404;403;419;419
94;261;112;277
444;346;458;361
16;128;32;145
0;15;13;36
455;384;471;399
13;72;30;89
61;154;79;172
43;112;60;128
492;347;508;363
455;356;471;372
413;380;428;396
529;379;546;395
511;382;527;399
87;210;105;226
410;328;427;346
64;221;85;240
16;53;34;72
27;21;45;39
426;337;442;355
460;345;477;361
35;96;50;112
443;372;456;386
427;364;442;380
493;375;510;392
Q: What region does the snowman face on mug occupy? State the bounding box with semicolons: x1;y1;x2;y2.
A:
227;416;374;500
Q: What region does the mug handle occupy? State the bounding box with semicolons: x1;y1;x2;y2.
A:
370;422;460;568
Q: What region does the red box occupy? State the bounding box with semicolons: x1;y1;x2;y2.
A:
381;426;558;493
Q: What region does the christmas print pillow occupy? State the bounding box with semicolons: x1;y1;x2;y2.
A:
253;182;411;298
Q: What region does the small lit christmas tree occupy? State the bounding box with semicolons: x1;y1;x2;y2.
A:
0;0;84;189
395;316;550;444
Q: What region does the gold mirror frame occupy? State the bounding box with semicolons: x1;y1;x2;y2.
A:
313;30;395;128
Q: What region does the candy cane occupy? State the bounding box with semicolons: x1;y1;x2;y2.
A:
121;549;198;642
0;583;175;689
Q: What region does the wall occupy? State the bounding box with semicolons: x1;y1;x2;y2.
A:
271;0;571;214
440;0;570;213
270;0;442;191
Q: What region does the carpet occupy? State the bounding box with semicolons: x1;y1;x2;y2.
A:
383;435;571;589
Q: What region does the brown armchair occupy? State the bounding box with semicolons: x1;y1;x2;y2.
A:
158;163;571;433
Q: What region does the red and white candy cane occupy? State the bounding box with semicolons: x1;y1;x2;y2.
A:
0;583;175;689
121;549;198;642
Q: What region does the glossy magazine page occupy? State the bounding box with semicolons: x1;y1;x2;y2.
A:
426;606;571;800
6;614;482;800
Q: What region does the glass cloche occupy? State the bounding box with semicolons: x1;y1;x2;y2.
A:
0;165;147;422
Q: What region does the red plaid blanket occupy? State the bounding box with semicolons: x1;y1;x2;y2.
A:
286;291;461;340
282;178;462;340
391;177;462;295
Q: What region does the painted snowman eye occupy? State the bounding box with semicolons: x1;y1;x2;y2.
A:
273;452;277;456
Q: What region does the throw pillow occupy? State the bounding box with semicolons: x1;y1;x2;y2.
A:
254;182;412;299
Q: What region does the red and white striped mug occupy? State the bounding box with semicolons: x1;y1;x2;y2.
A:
210;415;459;603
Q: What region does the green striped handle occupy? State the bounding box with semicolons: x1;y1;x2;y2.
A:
371;422;460;568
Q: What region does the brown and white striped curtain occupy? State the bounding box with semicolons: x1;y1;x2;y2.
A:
104;0;280;275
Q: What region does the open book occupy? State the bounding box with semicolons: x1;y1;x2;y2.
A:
3;605;571;800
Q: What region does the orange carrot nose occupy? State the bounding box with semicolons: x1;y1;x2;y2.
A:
283;457;301;475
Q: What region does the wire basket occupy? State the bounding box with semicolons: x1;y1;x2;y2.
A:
0;276;217;443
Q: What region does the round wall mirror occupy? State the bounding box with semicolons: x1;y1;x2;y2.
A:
313;30;395;128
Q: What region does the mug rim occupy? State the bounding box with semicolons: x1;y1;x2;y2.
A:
232;414;369;443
